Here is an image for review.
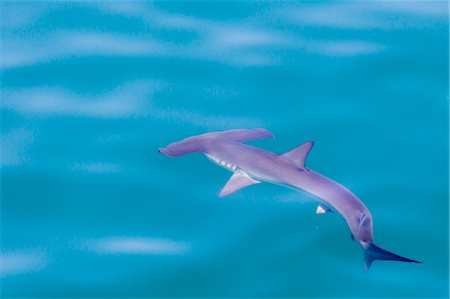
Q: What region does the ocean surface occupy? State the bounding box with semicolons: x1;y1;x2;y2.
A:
0;1;448;298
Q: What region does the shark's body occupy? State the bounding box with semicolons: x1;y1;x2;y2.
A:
159;128;421;270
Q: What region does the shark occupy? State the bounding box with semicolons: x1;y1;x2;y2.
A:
159;128;421;270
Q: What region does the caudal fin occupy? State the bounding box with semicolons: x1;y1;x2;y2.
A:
159;128;274;157
364;243;422;271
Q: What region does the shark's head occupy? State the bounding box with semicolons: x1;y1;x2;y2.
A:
352;211;374;248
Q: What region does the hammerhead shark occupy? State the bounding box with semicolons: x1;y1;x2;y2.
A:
159;128;421;270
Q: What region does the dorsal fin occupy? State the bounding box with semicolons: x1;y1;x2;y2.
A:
219;172;260;197
280;141;314;169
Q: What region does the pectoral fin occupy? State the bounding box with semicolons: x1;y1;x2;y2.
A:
219;172;260;197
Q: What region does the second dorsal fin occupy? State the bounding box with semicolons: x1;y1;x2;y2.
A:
316;204;333;214
280;141;314;169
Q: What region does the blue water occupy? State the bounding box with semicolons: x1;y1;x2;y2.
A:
1;1;448;298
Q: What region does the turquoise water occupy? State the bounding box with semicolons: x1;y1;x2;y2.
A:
1;1;448;298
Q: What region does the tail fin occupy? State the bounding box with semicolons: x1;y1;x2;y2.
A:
159;128;274;157
364;243;422;271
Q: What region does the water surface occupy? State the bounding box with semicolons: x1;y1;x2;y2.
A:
1;1;448;298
